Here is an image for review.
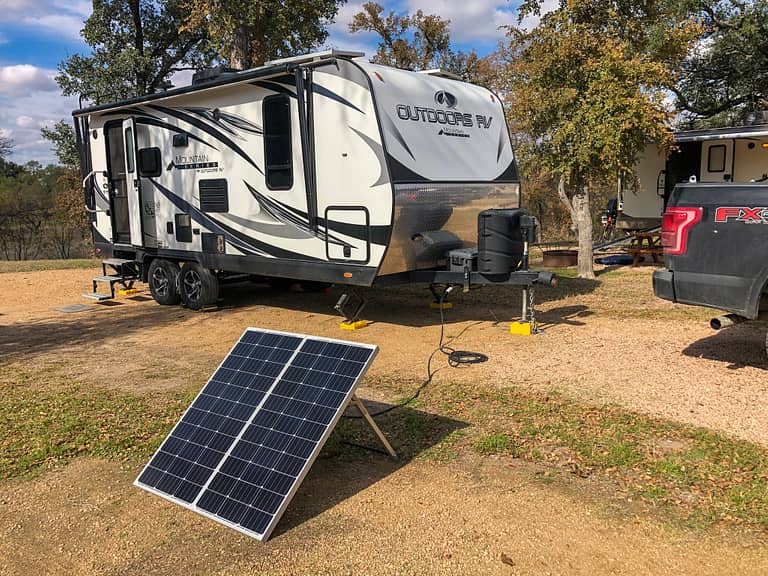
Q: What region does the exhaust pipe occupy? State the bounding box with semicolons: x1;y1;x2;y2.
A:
710;314;747;331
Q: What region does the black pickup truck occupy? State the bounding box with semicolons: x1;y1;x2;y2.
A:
653;182;768;331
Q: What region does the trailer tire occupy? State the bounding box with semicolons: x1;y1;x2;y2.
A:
179;262;219;310
147;259;181;305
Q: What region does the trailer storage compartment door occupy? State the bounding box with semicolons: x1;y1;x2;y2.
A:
324;207;370;263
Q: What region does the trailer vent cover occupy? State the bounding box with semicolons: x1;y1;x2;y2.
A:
199;179;229;212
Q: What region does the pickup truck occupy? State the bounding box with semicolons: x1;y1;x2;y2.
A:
653;182;768;335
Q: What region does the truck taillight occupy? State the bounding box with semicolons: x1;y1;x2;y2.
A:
661;207;702;255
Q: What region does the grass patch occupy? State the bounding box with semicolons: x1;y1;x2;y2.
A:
0;258;100;274
473;433;515;455
0;382;193;479
393;379;768;530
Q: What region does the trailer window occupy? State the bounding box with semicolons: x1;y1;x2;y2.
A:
263;95;293;190
125;127;135;173
708;144;726;173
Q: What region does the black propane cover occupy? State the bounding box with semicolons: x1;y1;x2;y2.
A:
477;208;531;276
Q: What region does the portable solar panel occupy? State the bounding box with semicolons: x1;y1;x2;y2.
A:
135;327;378;541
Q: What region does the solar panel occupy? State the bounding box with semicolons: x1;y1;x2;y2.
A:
135;328;378;541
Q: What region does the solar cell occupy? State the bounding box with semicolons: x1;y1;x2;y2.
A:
135;328;378;541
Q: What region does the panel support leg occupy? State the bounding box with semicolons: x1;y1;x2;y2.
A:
351;394;398;460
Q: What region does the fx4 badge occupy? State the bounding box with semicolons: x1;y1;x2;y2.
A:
714;206;768;224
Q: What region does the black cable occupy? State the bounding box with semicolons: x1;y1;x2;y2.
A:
343;286;487;419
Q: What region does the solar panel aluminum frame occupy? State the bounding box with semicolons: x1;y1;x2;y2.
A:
134;327;379;542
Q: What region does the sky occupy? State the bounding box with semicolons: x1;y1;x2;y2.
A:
0;0;540;165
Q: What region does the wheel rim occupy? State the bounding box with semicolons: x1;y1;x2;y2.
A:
183;270;202;302
151;267;169;296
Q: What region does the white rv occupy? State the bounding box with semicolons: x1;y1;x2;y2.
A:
74;50;550;309
621;123;768;227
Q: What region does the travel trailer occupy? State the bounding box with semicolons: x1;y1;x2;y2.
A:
620;123;768;228
74;50;552;309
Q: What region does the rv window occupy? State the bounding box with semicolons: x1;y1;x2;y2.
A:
708;145;726;173
138;147;162;177
125;127;135;173
263;95;293;190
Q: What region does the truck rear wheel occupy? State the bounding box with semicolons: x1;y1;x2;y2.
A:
179;262;219;310
147;259;181;305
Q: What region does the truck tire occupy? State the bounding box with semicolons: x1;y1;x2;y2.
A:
179;262;219;310
147;259;181;305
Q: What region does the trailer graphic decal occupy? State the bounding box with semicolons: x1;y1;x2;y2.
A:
251;80;366;116
714;206;768;224
147;179;263;256
148;105;264;175
134;116;216;149
244;183;352;248
185;108;263;138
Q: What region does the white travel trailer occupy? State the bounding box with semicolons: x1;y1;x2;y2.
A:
74;50;552;309
620;123;768;227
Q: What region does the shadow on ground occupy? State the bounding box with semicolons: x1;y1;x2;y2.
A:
1;274;601;362
268;403;467;539
682;321;768;370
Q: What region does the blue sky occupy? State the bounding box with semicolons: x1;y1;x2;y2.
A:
0;0;539;165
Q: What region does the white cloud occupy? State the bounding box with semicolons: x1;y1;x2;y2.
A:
0;0;90;41
518;0;559;30
0;88;78;165
405;0;516;41
0;65;58;97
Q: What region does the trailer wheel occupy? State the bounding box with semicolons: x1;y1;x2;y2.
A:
147;259;181;305
179;262;219;310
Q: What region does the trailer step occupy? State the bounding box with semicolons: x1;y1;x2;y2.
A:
93;275;124;283
102;257;134;267
82;293;112;301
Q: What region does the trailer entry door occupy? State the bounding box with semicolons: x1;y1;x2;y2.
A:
105;122;131;244
122;118;144;246
701;141;734;182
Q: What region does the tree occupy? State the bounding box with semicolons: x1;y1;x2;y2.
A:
41;122;79;169
41;122;89;258
0;132;12;159
182;0;345;69
57;0;211;104
349;2;493;85
673;0;768;127
501;1;699;278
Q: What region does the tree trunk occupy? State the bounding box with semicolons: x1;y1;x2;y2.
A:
572;185;595;279
557;175;594;279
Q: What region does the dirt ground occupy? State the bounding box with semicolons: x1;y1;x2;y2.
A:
1;265;768;574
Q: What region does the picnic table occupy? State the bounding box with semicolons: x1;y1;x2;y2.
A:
627;231;662;267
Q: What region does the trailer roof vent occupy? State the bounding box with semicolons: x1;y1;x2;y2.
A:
745;110;768;126
191;67;241;86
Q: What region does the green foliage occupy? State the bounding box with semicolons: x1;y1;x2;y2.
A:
500;0;700;277
0;132;12;159
349;2;494;85
183;0;345;69
674;0;768;126
0;382;191;479
0;164;89;260
41;121;79;169
57;0;211;104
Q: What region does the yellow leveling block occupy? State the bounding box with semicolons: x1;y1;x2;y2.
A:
339;320;370;331
118;288;139;296
509;321;533;336
429;301;453;310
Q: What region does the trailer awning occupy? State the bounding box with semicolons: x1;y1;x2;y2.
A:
675;124;768;142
